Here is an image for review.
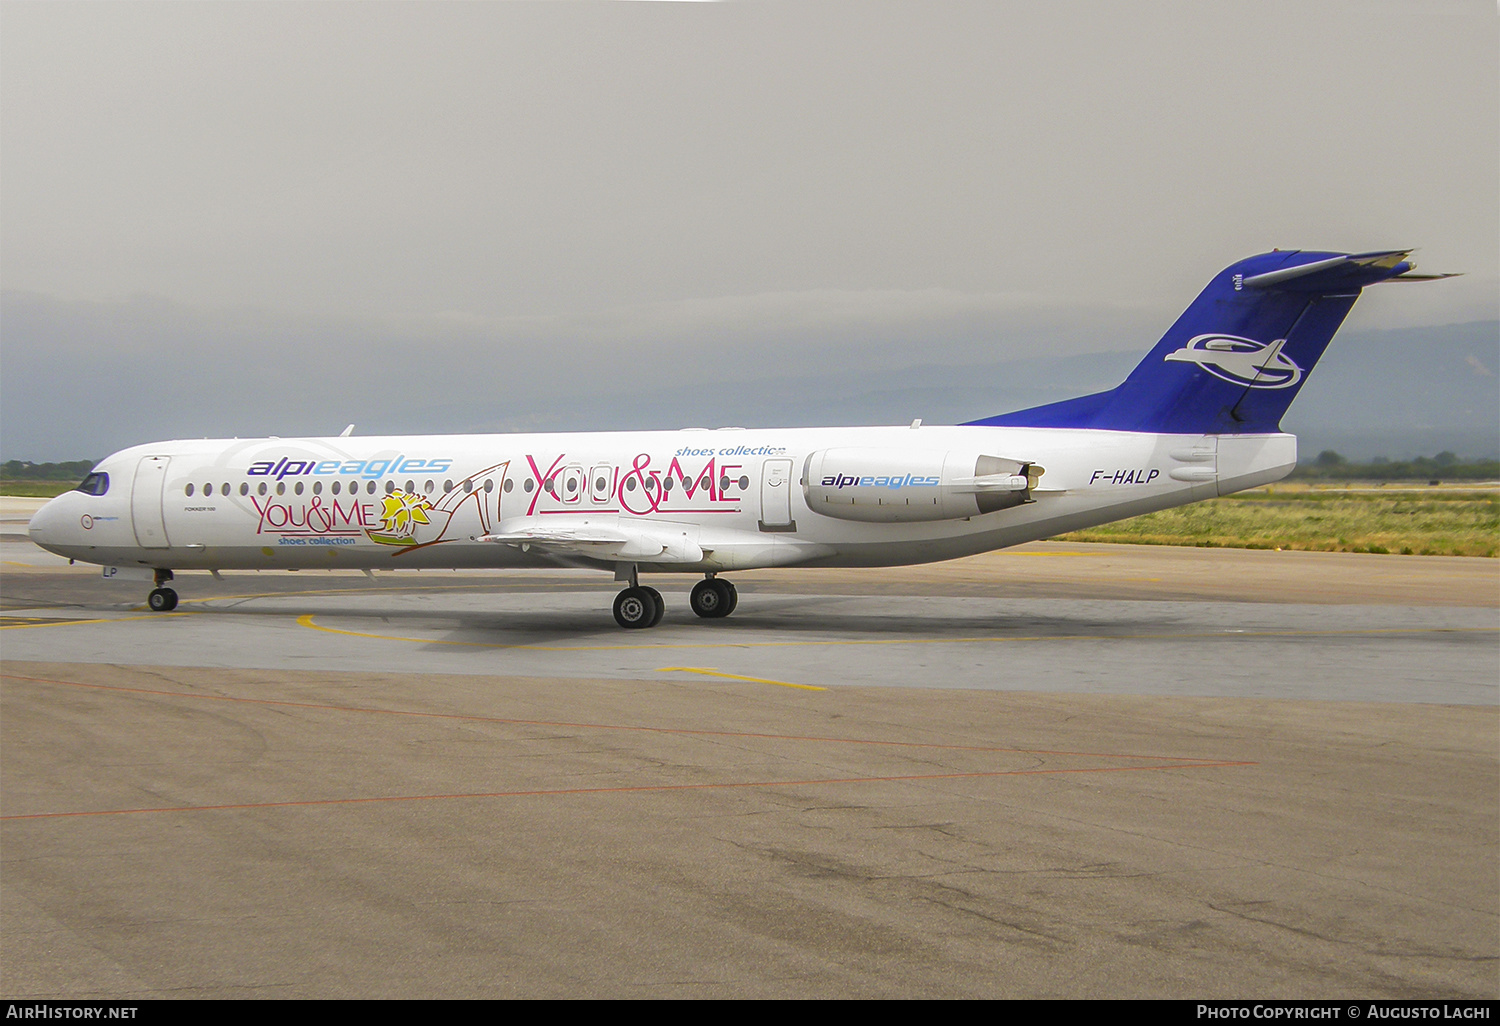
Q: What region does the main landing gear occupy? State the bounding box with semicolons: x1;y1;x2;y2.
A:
611;567;737;629
147;568;178;612
611;562;664;629
689;576;737;619
613;586;664;629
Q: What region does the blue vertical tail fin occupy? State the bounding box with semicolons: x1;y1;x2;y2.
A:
971;249;1445;434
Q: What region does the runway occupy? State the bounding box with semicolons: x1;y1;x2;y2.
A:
2;508;1496;997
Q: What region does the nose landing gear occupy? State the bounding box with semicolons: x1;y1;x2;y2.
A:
147;568;178;612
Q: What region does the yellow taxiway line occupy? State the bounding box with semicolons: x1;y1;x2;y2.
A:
656;666;825;691
0;611;198;630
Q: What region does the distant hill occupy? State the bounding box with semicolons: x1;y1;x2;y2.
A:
563;321;1499;461
2;277;1494;463
1279;321;1498;460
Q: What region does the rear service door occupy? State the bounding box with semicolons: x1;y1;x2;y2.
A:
758;458;795;532
131;456;172;549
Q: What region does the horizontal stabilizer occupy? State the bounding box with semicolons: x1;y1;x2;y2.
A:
1241;250;1417;292
1387;271;1462;282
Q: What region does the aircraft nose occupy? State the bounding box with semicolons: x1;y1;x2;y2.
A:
27;494;70;547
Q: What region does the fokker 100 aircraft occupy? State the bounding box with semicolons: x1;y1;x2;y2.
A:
27;249;1452;628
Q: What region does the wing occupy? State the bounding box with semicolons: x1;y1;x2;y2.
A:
475;517;704;563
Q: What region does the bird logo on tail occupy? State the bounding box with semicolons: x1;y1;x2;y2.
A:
1164;334;1304;389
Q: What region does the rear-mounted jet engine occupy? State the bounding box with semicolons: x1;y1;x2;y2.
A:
802;448;1039;523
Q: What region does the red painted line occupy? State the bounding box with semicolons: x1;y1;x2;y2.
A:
1;760;1256;821
0;671;1231;764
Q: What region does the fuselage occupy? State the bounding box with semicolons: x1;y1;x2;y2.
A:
27;424;1296;575
20;247;1443;628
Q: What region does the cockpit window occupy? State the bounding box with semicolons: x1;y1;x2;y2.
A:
74;472;109;496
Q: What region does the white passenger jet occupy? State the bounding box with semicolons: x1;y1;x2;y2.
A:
27;249;1452;628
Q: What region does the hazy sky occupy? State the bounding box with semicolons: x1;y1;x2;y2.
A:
2;1;1496;459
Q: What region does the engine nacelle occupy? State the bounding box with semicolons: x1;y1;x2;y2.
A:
802;448;1035;523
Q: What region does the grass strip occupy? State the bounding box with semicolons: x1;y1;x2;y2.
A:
1059;488;1499;557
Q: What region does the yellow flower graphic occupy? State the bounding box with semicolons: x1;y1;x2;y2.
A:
378;491;434;538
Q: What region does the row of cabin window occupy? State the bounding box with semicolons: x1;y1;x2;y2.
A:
183;474;754;499
186;479;488;498
618;475;752;493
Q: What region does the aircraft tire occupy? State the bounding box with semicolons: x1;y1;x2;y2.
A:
613;587;658;629
641;586;665;628
690;579;720;618
690;579;736;619
147;587;178;612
